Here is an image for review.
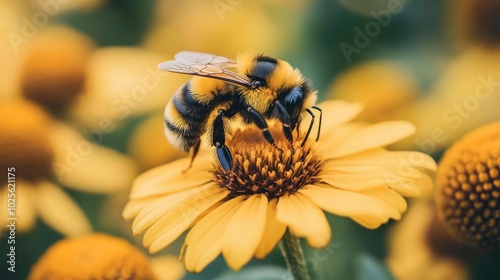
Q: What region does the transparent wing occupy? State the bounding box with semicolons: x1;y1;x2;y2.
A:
158;51;252;87
174;51;237;68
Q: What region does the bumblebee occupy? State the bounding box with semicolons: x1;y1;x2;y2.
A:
159;51;321;171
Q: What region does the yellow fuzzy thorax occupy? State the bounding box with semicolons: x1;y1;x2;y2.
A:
236;52;305;113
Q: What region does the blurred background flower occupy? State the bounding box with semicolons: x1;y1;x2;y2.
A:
28;233;184;280
0;99;137;237
18;25;94;111
435;122;500;251
1;0;499;279
326;60;419;122
386;201;472;280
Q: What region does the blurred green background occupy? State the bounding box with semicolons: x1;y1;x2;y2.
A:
0;0;499;279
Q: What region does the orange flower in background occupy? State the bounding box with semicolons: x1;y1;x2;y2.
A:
23;0;109;14
387;201;471;280
0;100;137;236
124;100;436;272
128;112;185;171
69;46;188;130
28;233;184;280
6;25;182;132
327;60;418;122
0;0;31;101
144;0;306;57
19;25;94;111
436;122;500;251
395;47;500;152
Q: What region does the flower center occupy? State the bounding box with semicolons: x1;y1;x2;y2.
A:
0;101;54;185
212;126;323;199
20;27;93;111
437;122;500;251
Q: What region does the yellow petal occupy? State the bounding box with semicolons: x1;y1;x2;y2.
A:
390;173;434;197
320;171;415;191
128;112;186;170
299;184;401;229
222;195;268;270
324;121;416;158
255;198;286;259
321;149;425;189
51;122;138;193
69;47;181;128
324;150;437;174
144;184;229;253
184;196;245;273
316;122;368;150
15;182;38;232
319;150;436;197
0;183;37;233
276;193;331;248
359;187;407;215
130;154;213;199
303;100;363;135
149;255;185;280
133;183;221;235
386;201;457;280
35;181;92;236
122;196;159;220
0;188;8;226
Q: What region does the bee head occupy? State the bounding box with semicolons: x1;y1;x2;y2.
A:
239;53;315;115
278;81;317;130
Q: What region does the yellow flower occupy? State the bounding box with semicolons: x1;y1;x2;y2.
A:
28;233;184;280
123;100;436;272
386;201;471;280
0;100;137;236
0;0;29;101
326;60;418;122
143;0;303;57
19;25;94;111
394;47;500;151
436;122;500;250
69;47;188;129
128;112;185;171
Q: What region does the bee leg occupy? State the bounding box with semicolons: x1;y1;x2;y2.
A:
182;141;201;173
273;101;294;150
301;108;316;147
282;125;294;151
213;109;233;171
295;125;301;139
247;107;284;154
311;106;322;141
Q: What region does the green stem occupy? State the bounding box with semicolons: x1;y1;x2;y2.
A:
279;230;311;280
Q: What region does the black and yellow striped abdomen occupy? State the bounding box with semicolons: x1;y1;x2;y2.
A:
164;78;232;152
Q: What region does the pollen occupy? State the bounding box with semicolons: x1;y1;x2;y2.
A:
213;126;323;199
20;26;94;110
28;234;156;280
0;101;53;184
436;122;500;250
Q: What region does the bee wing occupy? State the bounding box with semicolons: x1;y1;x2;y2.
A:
174;51;237;68
159;52;252;87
